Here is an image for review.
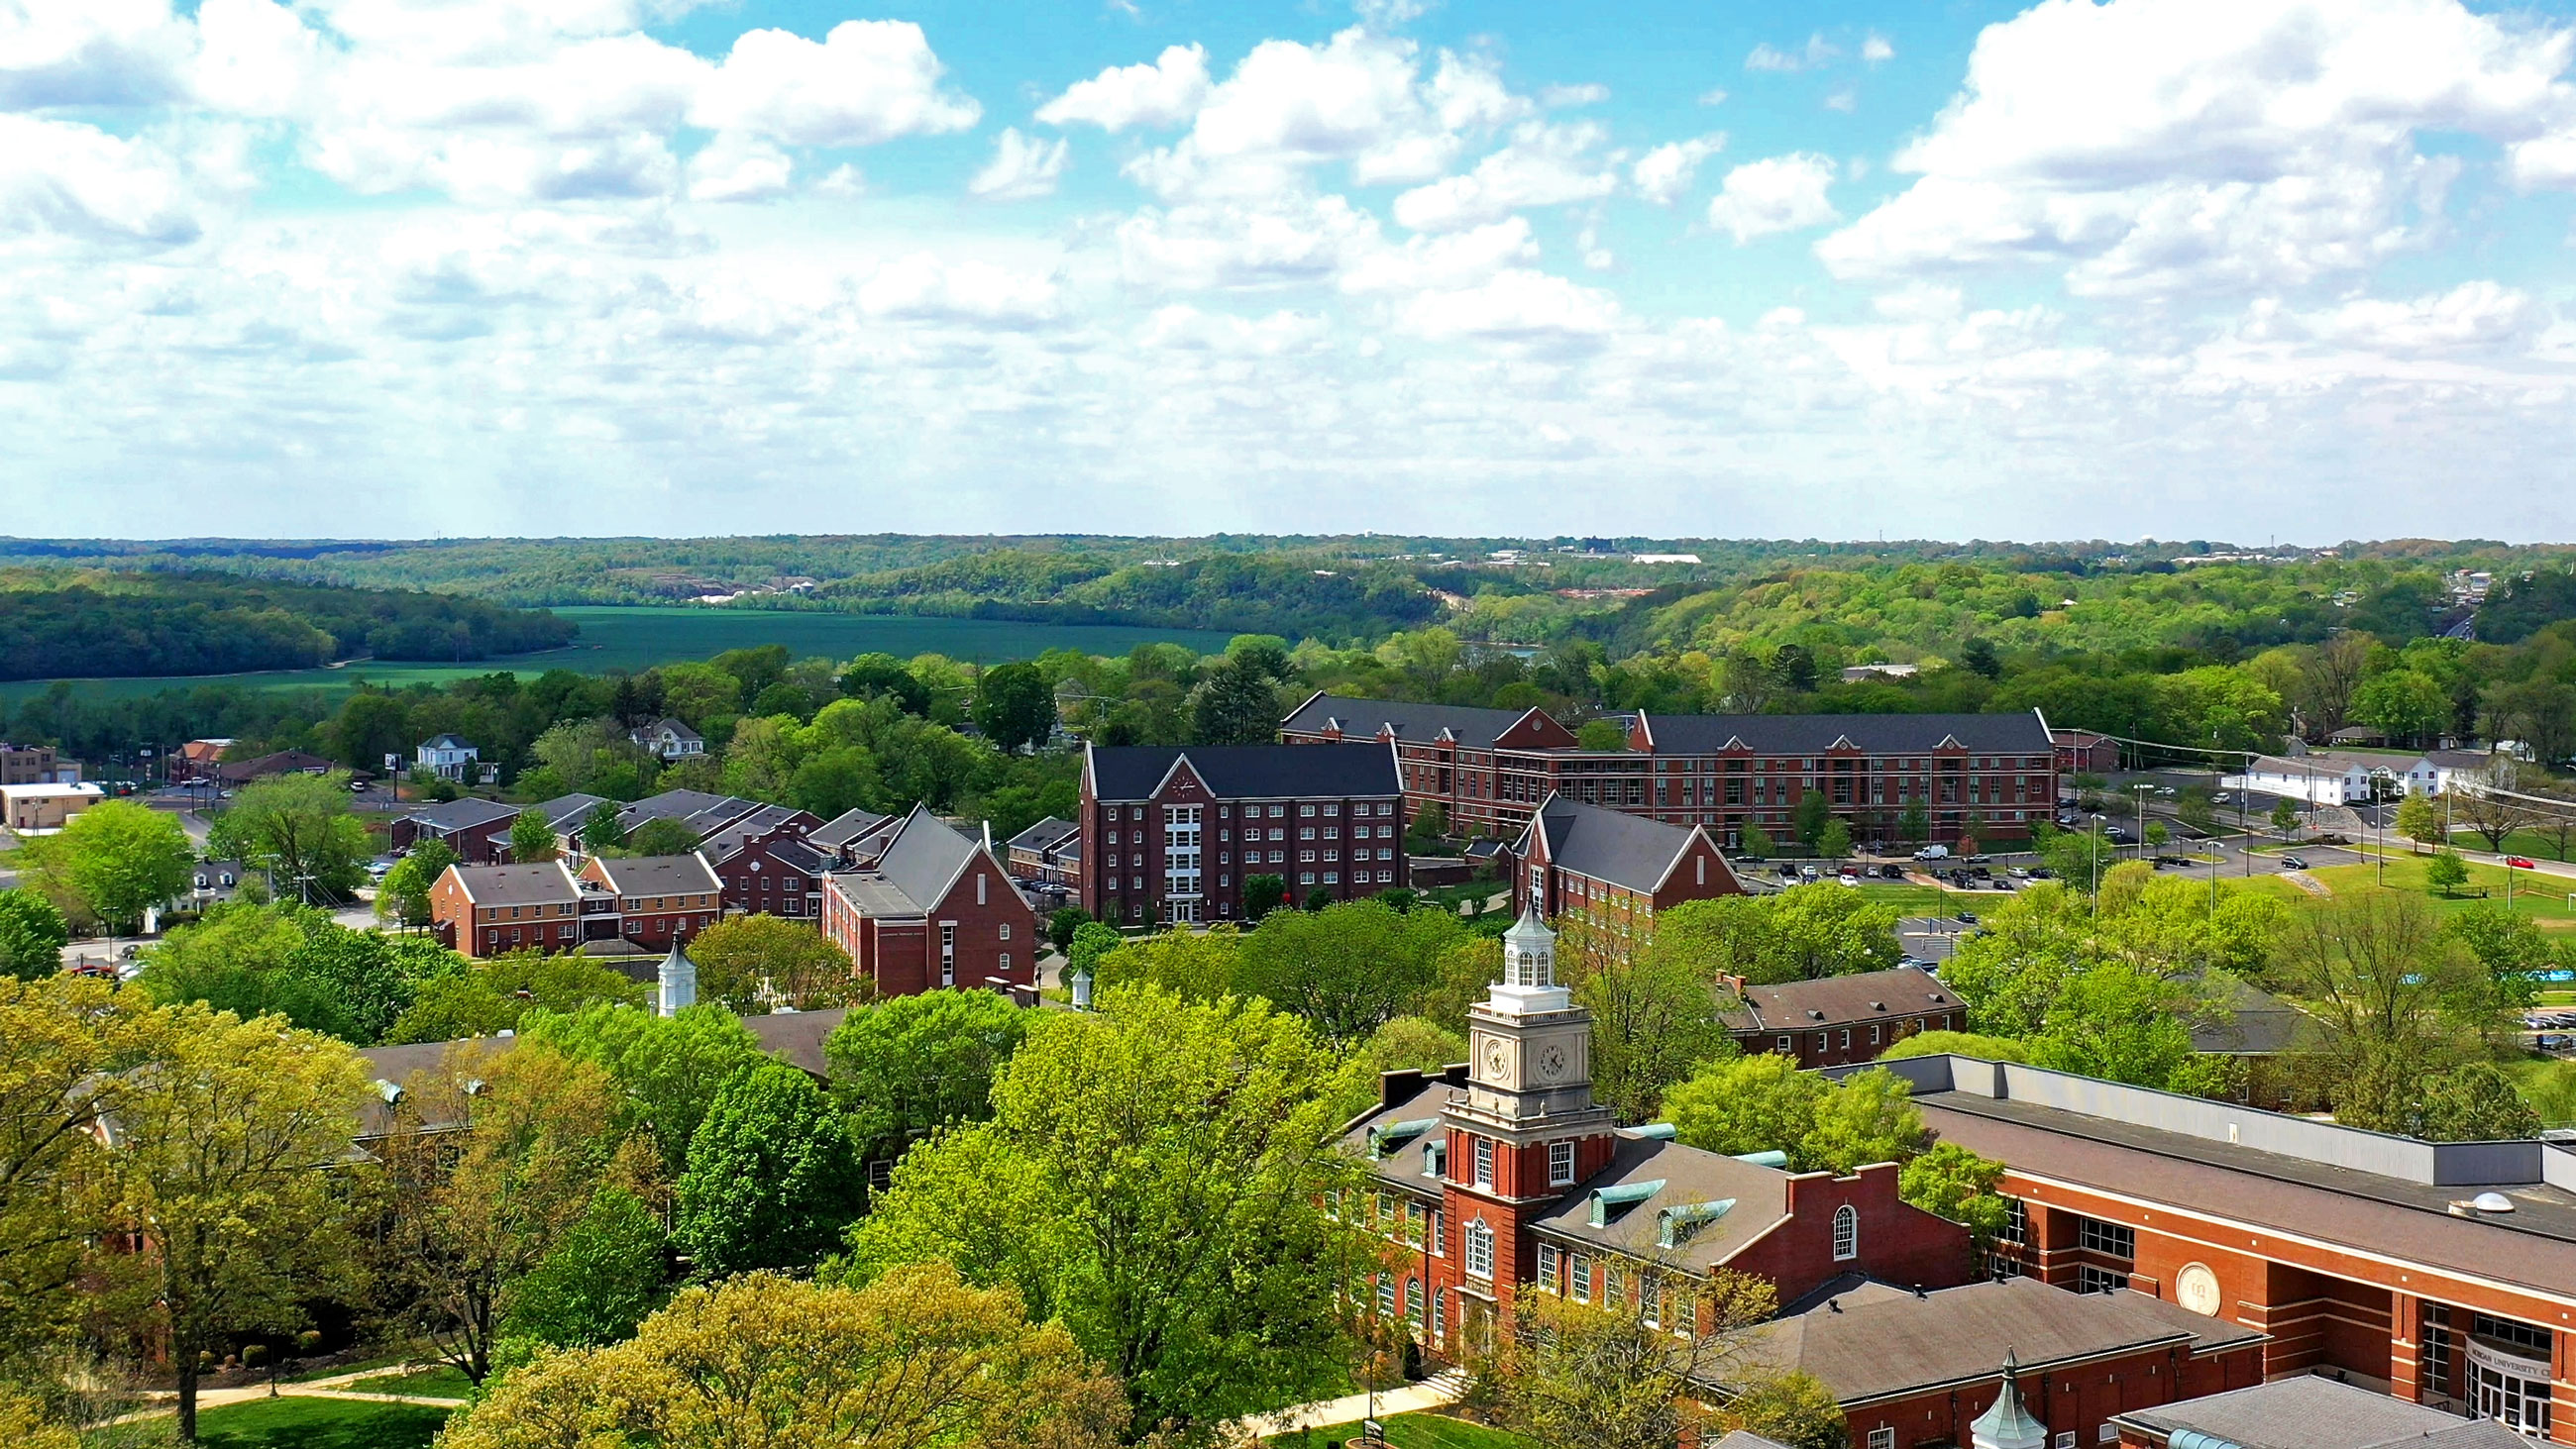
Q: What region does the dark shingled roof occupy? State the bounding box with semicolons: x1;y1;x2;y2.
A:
588;853;722;897
445;861;579;906
2113;1375;2527;1449
809;807;899;854
397;797;520;832
1008;816;1080;852
531;792;615;831
1523;792;1714;894
1281;693;1556;750
876;805;984;913
1087;742;1401;802
1747;1277;2264;1405
1719;967;1958;1033
1637;710;2054;756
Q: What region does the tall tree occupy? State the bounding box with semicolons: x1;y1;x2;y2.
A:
686;913;859;1012
437;1267;1126;1449
379;1040;650;1384
374;838;458;928
627;816;701;858
1559;918;1733;1121
1498;1268;1791;1449
2450;760;2536;853
0;891;71;983
1189;658;1283;746
45;800;192;936
580;799;628;854
207;773;373;904
499;1186;667;1351
676;1060;867;1277
1232;899;1466;1043
2394;792;2444;853
516;1003;767;1179
973;663;1057;755
0;977;162;1352
845;987;1366;1441
824;988;1031;1169
509;808;559;864
105;1004;372;1441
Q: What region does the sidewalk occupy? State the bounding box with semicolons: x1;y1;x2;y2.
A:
113;1363;465;1425
1238;1370;1468;1439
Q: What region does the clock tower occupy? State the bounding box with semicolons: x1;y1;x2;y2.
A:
1439;903;1620;1329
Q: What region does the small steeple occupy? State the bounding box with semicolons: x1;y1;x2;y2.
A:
1970;1348;2048;1449
1487;902;1570;1016
657;938;698;1017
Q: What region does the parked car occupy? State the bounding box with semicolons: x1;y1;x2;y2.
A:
2029;867;2055;880
2280;855;2309;870
1800;865;1821;880
1914;845;1950;860
2007;866;2030;880
1838;873;1860;887
1965;853;1991;864
1956;910;1980;925
1880;864;1908;880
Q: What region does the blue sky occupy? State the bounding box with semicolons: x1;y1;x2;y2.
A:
6;0;2576;543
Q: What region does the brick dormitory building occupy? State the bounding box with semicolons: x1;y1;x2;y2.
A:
428;853;723;958
1079;742;1407;926
1280;692;2060;851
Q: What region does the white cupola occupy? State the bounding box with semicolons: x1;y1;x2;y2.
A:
1490;902;1570;1016
657;939;698;1017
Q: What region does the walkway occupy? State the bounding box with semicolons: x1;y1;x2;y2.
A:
113;1363;465;1425
1238;1370;1468;1439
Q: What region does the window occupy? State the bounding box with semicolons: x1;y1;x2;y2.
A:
1429;1206;1445;1255
1434;1288;1448;1342
2001;1197;2028;1246
2079;1217;2134;1259
2077;1264;2128;1295
1535;1242;1559;1293
1549;1140;1575;1187
1987;1251;2022;1281
940;923;956;986
1473;1137;1495;1189
2099;1426;2119;1443
1832;1204;1858;1261
998;953;1011;974
1463;1218;1494;1280
1406;1278;1424;1325
1870;1429;1895;1449
1376;1275;1396;1316
1775;1034;1792;1053
1569;1252;1591;1302
2473;1315;2553;1356
2055;1434;2076;1449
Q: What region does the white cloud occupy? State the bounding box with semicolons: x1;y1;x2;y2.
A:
0;0;192;109
856;254;1059;324
1036;44;1210;132
1540;82;1608;107
688;134;792;203
2288;280;2535;353
691;22;980;148
1631;134;1724;206
1746;34;1840;73
1705;153;1838;243
1862;33;1895;65
1338;215;1537;294
1117;194;1386;291
1397;267;1620;347
0;114;207;246
188;0;322;116
1696;87;1728;106
1817;0;2576;296
970;128;1070;200
1823;88;1856;113
1391;121;1617;233
1138;304;1329;356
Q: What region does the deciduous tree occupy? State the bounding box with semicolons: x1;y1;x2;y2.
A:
686;913;859;1012
516;1003;766;1179
375;840;458;928
508;809;557;864
824;988;1030;1169
0;891;71;983
46;800;192;936
676;1061;866;1278
627;817;700;858
207;773;373;905
499;1186;666;1351
1498;1267;1788;1449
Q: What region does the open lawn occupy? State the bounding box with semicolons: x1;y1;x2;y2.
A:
2300;856;2576;926
1857;882;1954;915
0;606;1241;704
1264;1412;1536;1449
179;1397;449;1449
349;1365;473;1399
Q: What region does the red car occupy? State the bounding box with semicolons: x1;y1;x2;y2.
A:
2508;856;2538;870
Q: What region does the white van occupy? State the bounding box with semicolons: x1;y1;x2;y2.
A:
1913;844;1951;860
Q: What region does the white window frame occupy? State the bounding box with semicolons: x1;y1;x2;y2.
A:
1832;1203;1859;1262
1463;1218;1494;1281
1548;1140;1575;1187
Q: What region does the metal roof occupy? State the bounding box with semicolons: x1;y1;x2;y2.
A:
2112;1375;2525;1449
1521;792;1720;894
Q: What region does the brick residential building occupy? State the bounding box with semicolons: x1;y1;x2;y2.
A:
387;797;521;864
0;744;68;785
1866;1054;2576;1443
819;805;1036;996
1341;907;1972;1362
706;826;833;921
1748;1277;2267;1449
1508;792;1745;939
572;853;724;953
2053;728;2121;776
1718;966;1965;1069
1081;742;1406;926
428;861;587;958
1004;816;1081;886
1281;695;2060;850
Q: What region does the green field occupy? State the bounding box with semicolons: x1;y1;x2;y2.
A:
165;1396;450;1448
350;1365;473;1399
0;607;1240;704
1265;1412;1536;1449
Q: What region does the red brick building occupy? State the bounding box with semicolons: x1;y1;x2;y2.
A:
705;826;833;920
1080;742;1405;926
819;806;1036;996
1280;695;2060;850
1718;966;1966;1069
1751;1277;2267;1449
428;861;587;958
1870;1054;2576;1443
1508;792;1745;938
571;853;723;953
1341;908;1973;1360
2054;728;2121;776
388;797;521;865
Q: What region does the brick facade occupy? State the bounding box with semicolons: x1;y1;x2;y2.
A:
819;807;1038;996
1081;744;1406;926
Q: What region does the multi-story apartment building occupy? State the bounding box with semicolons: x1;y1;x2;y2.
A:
1716;966;1965;1069
705;826;832;920
572;853;724;953
429;853;724;958
1080;742;1406;925
1282;693;2059;850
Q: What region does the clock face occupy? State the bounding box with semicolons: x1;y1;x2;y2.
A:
1536;1043;1568;1082
2175;1263;2221;1317
1482;1039;1512;1080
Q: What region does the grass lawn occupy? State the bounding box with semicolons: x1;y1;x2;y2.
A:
2300;856;2576;926
1265;1412;1536;1449
2504;1059;2576;1129
185;1396;450;1449
349;1365;473;1399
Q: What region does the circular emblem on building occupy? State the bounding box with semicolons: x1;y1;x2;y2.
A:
1536;1043;1568;1081
2175;1262;2221;1316
1483;1039;1512;1080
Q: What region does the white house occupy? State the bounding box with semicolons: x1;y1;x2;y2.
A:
415;734;481;782
2220;753;2382;806
628;718;705;762
2396;748;2514;797
1;781;104;833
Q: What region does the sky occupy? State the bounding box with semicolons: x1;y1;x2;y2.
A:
7;0;2576;545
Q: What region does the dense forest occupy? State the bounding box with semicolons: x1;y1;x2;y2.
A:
0;569;576;681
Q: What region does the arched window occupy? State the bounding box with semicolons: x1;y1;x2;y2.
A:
1833;1203;1859;1262
1464;1217;1496;1280
1406;1278;1425;1324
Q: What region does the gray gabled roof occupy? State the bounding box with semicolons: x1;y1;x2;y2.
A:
587;853;722;897
2113;1375;2525;1449
1280;692;1561;750
1522;792;1714;894
1637;710;2053;756
1086;742;1401;802
1720;967;1957;1033
533;792;615;831
397;797;519;833
809;807;896;851
443;860;580;906
874;805;985;915
1007;816;1080;853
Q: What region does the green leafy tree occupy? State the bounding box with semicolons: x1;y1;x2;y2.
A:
1664;1054;1824;1160
1046;906;1092;953
1234;899;1469;1043
1895;799;1928;847
1792;787;1832;854
824;988;1031;1167
1960;638;2001;679
207;773;373;905
580;800;628;853
1332;1015;1468;1118
2027;963;2198;1087
1304;886;1334;911
1880;1030;2032;1064
509;808;558;864
500;1186;667;1351
844;987;1365;1441
1404;802;1450;855
385;950;649;1044
1065;920;1123;983
677;1060;867;1278
2034;824;2115;891
2144;820;2170;851
1740;822;1776;858
1575;719;1630;751
2425;849;2469;895
838;653;931;714
0;891;71;983
1896;1142;2010;1252
47;800;192;936
1242;874;1287;920
1095;923;1244;1001
2394;792;2444;853
375;839;458;927
687;913;858;1012
1722;1372;1851;1449
1558;919;1734;1121
1799;1066;1929;1173
1190;658;1284;746
972;663;1056;754
628;816;701;858
1816;818;1853;861
2177;787;2218;836
1499;1272;1787;1449
2413;1062;2541;1142
1646;886;1900;985
2270;796;2303;837
517;1002;768;1178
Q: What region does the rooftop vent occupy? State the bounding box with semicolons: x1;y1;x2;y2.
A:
1628;1122;1677;1140
1807;1009;1825;1020
373;1080;401;1104
1368;1118;1437;1159
1588;1179;1666;1227
1869;1001;1885;1011
2472;1191;2516;1213
1657;1197;1736;1249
